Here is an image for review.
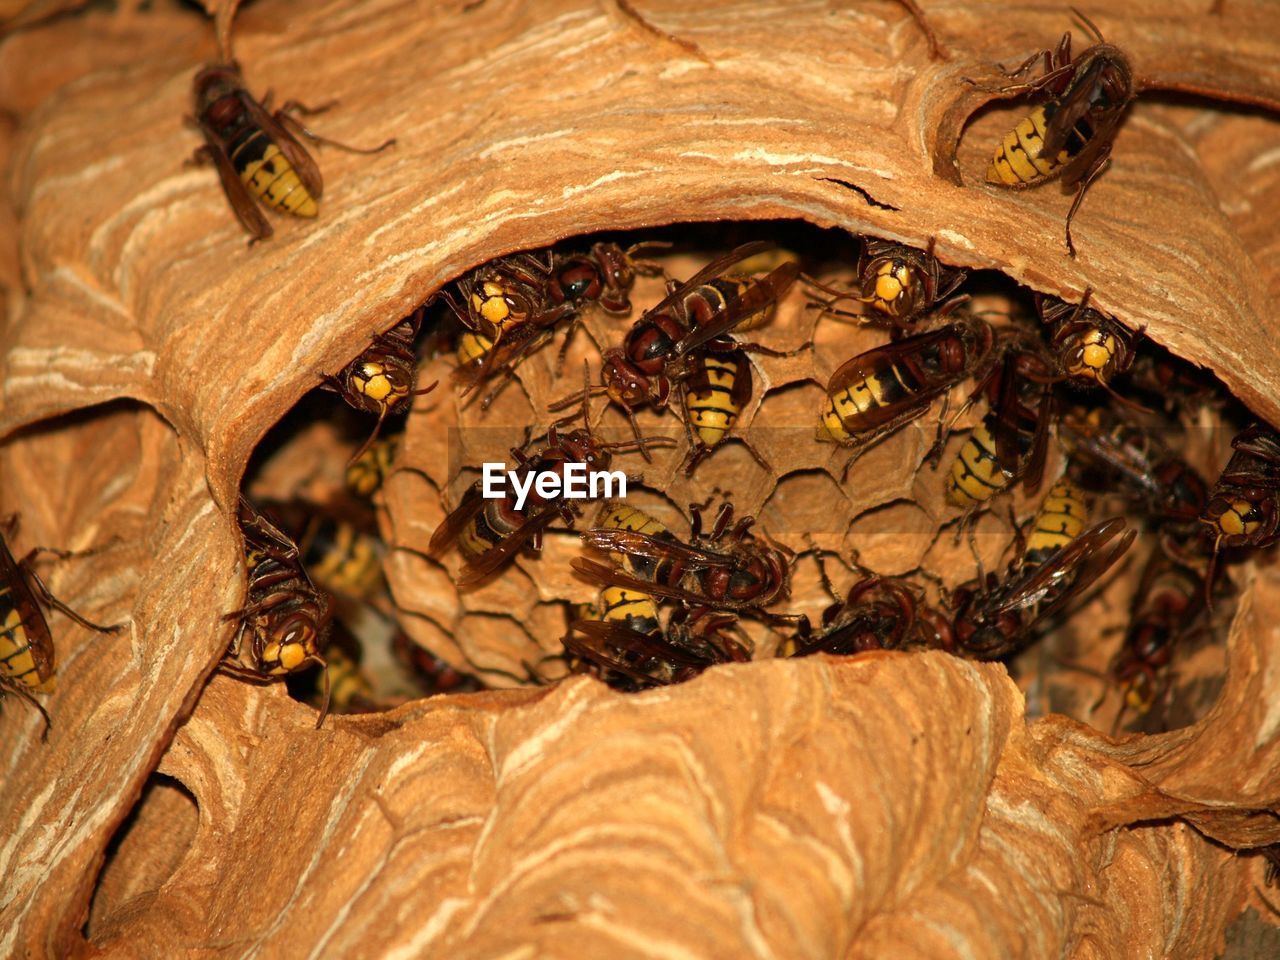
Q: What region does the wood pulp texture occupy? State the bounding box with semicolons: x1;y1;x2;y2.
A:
1;1;1280;957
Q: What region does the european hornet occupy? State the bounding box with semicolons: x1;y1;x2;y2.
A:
982;12;1280;256
575;502;676;648
191;61;393;244
443;241;667;405
345;434;400;499
944;337;1057;510
1104;539;1212;733
1036;289;1135;390
808;238;966;331
0;517;121;738
1202;422;1280;584
572;500;793;619
1059;405;1208;526
947;484;1135;660
565;604;748;691
427;418;672;587
1127;345;1222;416
553;241;801;473
287;620;378;715
222;497;333;727
581;502;677;610
261;500;385;606
566;503;750;689
817;314;996;478
1018;479;1094;568
984;14;1132;256
786;557;949;658
567;503;668;669
324;310;436;463
715;246;802;332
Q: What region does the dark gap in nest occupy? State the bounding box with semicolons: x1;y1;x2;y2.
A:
240;219;1253;736
84;772;199;942
234;372;483;715
814;177;901;211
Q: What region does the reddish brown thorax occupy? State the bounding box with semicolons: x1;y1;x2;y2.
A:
194;62;247;123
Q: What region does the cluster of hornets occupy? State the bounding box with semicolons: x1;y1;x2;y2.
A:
5;8;1280;752
410;235;1267;736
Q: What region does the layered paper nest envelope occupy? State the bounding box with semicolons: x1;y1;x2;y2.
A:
2;1;1280;956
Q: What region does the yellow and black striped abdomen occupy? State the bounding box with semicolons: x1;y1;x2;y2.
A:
0;591;41;689
229;129;318;217
595;503;673;581
457;331;494;369
686;355;741;450
1025;480;1089;565
325;644;374;712
818;359;920;442
817;392;854;442
345;436;399;498
719;275;775;332
946;418;1007;507
597;502;668;539
306;519;384;600
600;585;660;634
458;507;501;561
987;106;1077;187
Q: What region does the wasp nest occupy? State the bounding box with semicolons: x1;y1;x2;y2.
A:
3;1;1280;957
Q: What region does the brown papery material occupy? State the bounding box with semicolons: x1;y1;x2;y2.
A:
1;1;1279;957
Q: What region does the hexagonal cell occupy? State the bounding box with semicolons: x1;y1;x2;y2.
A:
752;380;834;475
458;611;544;685
11;14;1280;955
761;468;852;543
212;218;1240;743
844;498;937;576
920;508;1016;593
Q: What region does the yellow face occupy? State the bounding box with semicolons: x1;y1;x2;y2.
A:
864;259;915;316
473;283;509;323
354;362;393;402
261;617;319;674
1216;498;1261;538
1066;330;1116;383
352;361;411;412
471;281;526;334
